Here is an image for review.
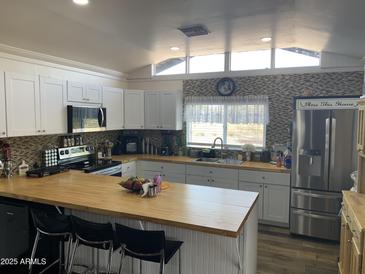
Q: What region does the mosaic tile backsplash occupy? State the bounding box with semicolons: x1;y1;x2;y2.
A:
0;131;121;172
183;71;364;148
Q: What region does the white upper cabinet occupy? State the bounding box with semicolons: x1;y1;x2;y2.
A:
5;72;41;137
160;91;182;130
67;81;84;103
144;90;183;130
144;91;161;129
103;87;124;130
85;84;102;104
67;81;102;104
124;90;144;129
0;72;6;138
39;77;67;135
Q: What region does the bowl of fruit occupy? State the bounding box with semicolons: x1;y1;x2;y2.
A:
119;176;148;193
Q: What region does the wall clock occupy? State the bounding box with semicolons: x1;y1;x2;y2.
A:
216;78;236;96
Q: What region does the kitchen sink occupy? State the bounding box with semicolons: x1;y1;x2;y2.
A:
216;159;243;165
194;158;243;165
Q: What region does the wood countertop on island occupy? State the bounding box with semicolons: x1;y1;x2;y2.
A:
0;171;258;237
113;154;290;173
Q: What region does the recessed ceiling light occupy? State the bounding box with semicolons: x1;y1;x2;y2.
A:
73;0;89;5
261;37;272;42
170;46;180;51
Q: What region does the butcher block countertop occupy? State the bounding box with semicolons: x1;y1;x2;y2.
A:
343;191;365;231
113;154;290;173
0;171;258;237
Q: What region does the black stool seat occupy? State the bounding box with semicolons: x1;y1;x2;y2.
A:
70;215;115;249
32;209;72;234
124;239;183;263
29;209;73;274
67;216;115;274
115;223;183;267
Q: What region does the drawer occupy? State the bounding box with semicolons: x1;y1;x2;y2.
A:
163;173;185;184
186;165;238;180
186;175;211;186
239;170;290;186
291;189;342;214
122;161;136;173
347;208;363;249
138;161;185;174
290;208;340;241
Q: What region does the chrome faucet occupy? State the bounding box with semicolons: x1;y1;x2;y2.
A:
212;137;224;159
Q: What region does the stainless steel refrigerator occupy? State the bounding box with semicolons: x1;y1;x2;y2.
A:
290;96;359;241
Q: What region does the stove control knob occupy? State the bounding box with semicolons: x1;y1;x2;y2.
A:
60;151;65;155
65;150;69;155
85;147;89;151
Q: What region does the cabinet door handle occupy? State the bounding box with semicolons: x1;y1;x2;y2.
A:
211;179;215;182
1;132;5;135
207;179;210;182
140;126;143;128
259;185;263;188
37;130;41;133
43;130;46;133
264;185;268;188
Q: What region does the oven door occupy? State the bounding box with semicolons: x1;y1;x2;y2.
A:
67;105;106;133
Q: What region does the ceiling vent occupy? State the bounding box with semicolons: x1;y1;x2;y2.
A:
178;24;210;37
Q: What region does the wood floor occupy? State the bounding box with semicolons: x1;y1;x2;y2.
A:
258;225;339;274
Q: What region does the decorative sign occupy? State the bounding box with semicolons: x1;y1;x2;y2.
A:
296;98;359;110
216;78;236;96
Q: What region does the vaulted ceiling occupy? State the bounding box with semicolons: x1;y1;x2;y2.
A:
0;0;364;73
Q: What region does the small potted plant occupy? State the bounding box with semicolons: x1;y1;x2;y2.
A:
242;144;256;161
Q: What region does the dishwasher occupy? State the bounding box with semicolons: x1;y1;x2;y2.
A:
0;203;29;258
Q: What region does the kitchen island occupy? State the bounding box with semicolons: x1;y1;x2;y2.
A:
0;171;258;274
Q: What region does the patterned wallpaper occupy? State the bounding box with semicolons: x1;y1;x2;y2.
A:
183;71;364;148
0;131;121;172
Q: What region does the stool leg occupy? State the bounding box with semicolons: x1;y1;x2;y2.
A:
118;246;125;274
67;238;79;274
107;243;113;274
65;235;73;270
58;241;62;274
179;248;182;274
96;249;99;274
159;252;165;274
29;231;41;274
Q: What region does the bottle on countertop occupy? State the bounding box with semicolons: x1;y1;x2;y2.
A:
18;160;29;176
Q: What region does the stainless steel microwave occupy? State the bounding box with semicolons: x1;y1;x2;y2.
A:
67;105;106;133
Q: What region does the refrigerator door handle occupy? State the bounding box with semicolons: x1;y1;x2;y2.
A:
329;118;336;182
324;118;330;186
292;189;341;199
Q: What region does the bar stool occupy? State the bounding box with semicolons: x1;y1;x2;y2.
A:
67;216;115;274
29;209;73;274
115;223;183;274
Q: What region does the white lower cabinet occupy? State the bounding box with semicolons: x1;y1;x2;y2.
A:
239;170;290;226
186;165;239;189
137;161;185;183
263;184;290;224
239;181;264;220
136;160;290;224
186;175;211;186
211;177;238;190
122;161;136;178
